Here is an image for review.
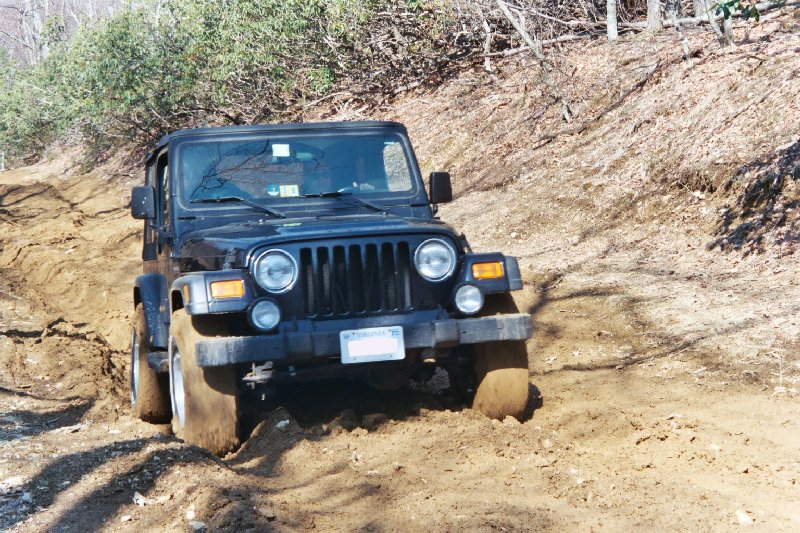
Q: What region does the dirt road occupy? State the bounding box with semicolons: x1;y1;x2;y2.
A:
0;157;798;531
2;18;800;531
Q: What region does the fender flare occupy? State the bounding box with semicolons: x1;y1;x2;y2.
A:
133;273;169;349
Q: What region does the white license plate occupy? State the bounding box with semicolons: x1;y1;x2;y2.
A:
340;326;405;364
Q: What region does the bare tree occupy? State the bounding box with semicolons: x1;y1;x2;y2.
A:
0;0;128;64
669;1;691;59
647;0;663;31
607;0;618;42
693;0;707;18
704;0;732;46
495;0;572;122
665;0;682;19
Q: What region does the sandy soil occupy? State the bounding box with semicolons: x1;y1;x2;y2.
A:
2;12;800;532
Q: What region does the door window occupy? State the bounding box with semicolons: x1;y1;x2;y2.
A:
156;152;170;227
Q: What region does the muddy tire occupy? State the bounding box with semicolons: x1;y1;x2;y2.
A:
169;309;240;456
131;305;170;423
470;293;531;420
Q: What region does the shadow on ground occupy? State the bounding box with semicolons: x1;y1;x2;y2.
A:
0;395;93;444
710;139;800;255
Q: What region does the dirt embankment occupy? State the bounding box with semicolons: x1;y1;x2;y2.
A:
369;15;800;378
1;12;800;532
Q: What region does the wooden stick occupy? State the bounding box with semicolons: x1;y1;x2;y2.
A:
495;0;572;122
483;34;592;57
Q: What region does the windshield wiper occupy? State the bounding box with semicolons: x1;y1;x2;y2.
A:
190;196;285;218
300;191;389;215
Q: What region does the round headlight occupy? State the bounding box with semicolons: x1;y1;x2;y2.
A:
253;250;297;293
454;284;483;315
250;299;281;331
414;238;457;281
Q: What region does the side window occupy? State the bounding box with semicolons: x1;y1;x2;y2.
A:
156;152;169;226
142;162;157;260
383;142;412;192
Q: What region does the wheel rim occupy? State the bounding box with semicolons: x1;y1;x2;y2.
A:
130;329;139;406
170;337;186;427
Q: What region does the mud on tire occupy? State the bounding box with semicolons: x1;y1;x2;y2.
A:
169;309;240;456
131;304;170;423
468;293;531;421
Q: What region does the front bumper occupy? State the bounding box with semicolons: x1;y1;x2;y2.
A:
195;311;533;368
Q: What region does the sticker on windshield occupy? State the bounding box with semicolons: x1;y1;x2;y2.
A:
280;184;299;197
266;184;280;196
272;144;291;157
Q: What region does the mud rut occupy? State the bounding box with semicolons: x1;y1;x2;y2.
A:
1;162;799;531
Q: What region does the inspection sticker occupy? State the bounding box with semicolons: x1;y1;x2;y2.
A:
279;184;299;197
272;143;291;157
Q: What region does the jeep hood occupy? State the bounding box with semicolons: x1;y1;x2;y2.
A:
175;215;458;271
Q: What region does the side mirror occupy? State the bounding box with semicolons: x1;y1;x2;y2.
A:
429;172;452;204
131;186;155;220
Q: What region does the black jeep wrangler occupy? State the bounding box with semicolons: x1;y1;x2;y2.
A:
130;121;532;455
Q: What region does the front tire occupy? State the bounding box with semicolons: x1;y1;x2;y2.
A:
131;305;170;423
467;293;531;420
169;310;240;456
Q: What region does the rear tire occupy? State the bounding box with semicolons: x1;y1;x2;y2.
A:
131;305;170;423
470;293;531;420
169;310;240;456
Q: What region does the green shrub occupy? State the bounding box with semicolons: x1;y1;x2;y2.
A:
0;0;467;164
0;50;70;161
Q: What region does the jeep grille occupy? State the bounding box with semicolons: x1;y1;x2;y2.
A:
299;242;414;317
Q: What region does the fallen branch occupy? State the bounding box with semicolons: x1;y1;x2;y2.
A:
484;34;592;57
302;91;352;108
757;6;796;21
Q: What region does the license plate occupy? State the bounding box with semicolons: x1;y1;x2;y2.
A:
340;326;405;364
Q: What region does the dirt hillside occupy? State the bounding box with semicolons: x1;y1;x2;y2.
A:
1;12;799;532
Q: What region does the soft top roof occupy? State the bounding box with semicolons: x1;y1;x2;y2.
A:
147;120;408;162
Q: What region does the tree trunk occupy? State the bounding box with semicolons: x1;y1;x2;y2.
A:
693;0;707;18
669;4;691;60
482;18;494;72
705;0;731;46
39;0;49;60
723;14;734;44
666;0;683;19
647;0;663;31
607;0;618;42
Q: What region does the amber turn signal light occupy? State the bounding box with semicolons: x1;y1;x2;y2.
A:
472;261;504;280
209;279;244;299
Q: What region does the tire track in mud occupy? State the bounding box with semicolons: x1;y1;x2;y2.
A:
0;166;134;417
0;276;127;411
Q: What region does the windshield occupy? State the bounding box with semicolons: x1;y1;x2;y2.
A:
176;131;418;207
